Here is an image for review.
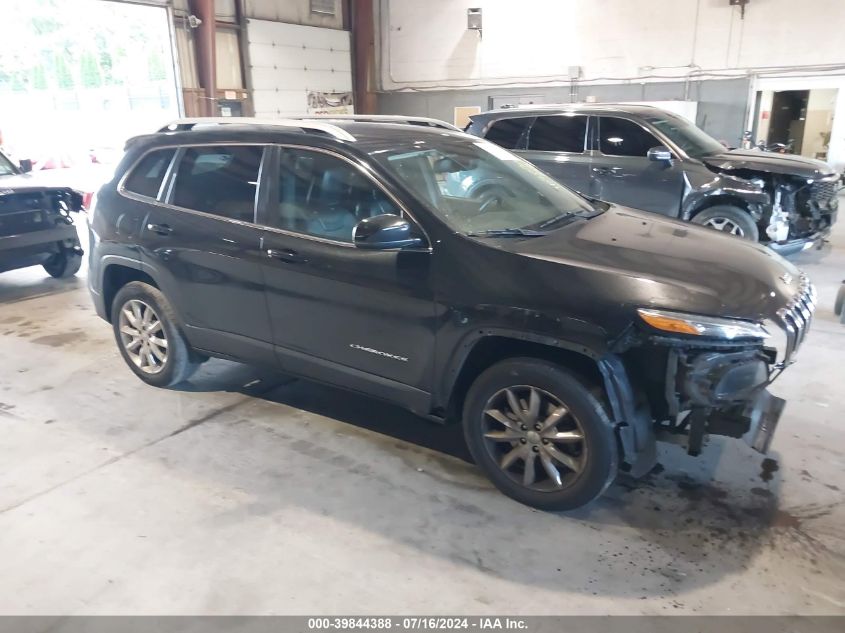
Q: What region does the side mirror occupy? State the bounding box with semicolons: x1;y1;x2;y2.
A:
647;146;672;162
19;159;33;173
353;214;425;250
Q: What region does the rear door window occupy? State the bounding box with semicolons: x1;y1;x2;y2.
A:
123;149;175;199
482;117;532;149
598;117;660;157
526;115;588;153
170;146;264;223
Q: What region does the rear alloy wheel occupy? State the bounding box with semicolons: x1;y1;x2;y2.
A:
111;281;201;387
118;299;169;376
463;359;617;511
834;282;845;317
691;205;759;241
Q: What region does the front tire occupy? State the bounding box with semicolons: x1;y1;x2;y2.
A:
691;205;759;241
462;359;617;511
43;251;82;278
111;281;201;387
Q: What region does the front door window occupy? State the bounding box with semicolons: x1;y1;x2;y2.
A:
270;148;401;243
597;117;660;157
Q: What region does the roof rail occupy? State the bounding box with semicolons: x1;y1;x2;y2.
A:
507;102;661;110
292;114;462;132
156;117;356;142
509;103;581;109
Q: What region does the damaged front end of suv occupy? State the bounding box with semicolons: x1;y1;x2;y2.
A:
695;152;840;256
0;148;85;279
612;272;815;476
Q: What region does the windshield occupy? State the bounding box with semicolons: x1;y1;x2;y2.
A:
370;137;597;234
642;112;725;158
0;151;18;177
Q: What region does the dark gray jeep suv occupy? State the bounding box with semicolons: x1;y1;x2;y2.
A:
90;116;814;511
466;105;840;255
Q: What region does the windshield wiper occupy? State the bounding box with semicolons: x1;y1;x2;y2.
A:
467;229;546;237
536;212;577;229
466;228;548;237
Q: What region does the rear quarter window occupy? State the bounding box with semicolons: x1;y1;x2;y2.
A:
482;117;533;149
122;149;175;199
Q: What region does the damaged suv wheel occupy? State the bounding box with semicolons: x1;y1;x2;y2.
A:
463;359;617;511
43;250;82;278
691;205;759;241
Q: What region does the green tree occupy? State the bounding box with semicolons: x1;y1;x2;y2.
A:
31;64;47;90
53;52;74;89
148;50;167;82
80;51;102;88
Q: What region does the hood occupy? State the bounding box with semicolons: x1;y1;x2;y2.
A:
0;172;84;212
506;206;800;323
0;171;81;196
702;149;838;179
0;172;37;189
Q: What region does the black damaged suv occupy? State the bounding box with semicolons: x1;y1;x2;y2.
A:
0;149;84;278
466;105;840;255
89;117;815;510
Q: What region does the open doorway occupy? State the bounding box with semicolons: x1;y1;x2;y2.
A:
752;88;838;161
0;0;179;171
768;90;808;151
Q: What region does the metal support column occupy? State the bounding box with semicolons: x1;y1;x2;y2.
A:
189;0;216;116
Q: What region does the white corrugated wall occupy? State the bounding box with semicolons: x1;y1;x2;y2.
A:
246;18;352;118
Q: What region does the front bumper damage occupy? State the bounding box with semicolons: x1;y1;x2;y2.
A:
745;389;786;454
656;274;816;457
601;276;815;476
665;347;782;456
766;176;839;256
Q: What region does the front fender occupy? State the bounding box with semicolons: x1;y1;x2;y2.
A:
436;322;611;414
681;172;770;221
597;354;657;477
437;328;657;477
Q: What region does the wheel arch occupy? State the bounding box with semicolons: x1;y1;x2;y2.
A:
439;333;657;477
440;333;605;423
687;194;751;220
101;262;159;323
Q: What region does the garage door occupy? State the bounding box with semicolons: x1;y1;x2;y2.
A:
0;0;180;169
246;19;352;118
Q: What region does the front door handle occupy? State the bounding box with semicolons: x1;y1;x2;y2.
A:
266;248;306;264
591;166;624;176
146;222;173;236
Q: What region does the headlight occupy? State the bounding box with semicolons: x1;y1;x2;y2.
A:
637;308;770;340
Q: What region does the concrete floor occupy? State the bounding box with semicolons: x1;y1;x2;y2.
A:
0;219;843;616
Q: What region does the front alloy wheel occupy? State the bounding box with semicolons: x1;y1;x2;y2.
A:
482;386;586;491
691;205;759;241
118;299;168;374
463;359;617;511
702;217;745;236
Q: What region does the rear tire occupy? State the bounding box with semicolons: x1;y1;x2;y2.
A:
43;251;82;278
462;358;617;511
691;205;759;241
834;282;845;317
111;281;201;387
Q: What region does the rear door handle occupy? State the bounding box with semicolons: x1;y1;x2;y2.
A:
146;222;173;236
266;248;306;264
